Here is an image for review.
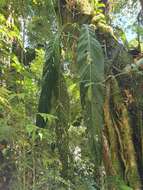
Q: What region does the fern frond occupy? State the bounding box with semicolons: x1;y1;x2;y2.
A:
0;87;11;110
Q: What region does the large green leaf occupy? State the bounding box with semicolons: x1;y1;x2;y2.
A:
77;24;104;165
36;37;60;128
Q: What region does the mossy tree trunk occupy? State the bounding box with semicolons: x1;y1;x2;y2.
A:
104;77;142;189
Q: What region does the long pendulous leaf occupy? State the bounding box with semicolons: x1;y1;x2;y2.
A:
36;40;59;128
77;24;105;165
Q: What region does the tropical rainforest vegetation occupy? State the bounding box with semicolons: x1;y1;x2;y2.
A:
0;0;143;189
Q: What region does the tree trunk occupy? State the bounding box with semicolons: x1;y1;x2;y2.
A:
104;77;141;189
